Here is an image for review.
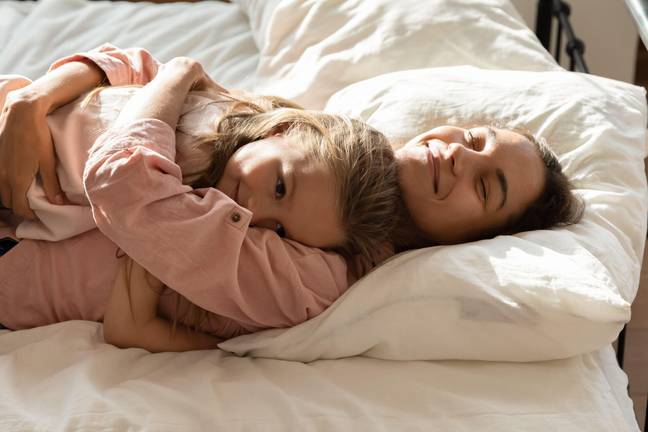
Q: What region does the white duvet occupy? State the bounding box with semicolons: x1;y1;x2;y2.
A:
0;0;644;430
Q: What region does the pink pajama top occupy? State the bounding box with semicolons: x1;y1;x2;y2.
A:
0;44;377;338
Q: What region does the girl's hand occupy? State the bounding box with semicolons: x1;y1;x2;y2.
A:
104;256;221;352
115;57;228;131
161;57;228;95
0;87;63;220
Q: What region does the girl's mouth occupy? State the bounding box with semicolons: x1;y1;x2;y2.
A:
233;182;241;205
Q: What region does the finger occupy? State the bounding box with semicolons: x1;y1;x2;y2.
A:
0;184;10;209
203;75;227;94
12;191;36;221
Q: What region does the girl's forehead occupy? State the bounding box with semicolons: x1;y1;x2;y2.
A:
287;158;345;248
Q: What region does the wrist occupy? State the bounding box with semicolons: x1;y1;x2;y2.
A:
159;57;202;85
7;85;53;115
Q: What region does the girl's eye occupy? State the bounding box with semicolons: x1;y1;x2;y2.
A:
275;178;286;199
275;222;286;237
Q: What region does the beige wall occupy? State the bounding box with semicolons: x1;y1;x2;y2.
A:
510;0;638;83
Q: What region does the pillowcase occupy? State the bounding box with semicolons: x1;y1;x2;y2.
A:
233;0;561;109
219;67;647;362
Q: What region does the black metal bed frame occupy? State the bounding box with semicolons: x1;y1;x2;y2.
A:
535;1;646;430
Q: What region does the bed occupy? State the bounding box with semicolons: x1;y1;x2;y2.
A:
0;0;646;430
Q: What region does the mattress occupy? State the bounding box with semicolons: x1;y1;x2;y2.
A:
0;0;642;430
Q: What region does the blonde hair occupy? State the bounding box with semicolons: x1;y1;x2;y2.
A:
102;87;400;333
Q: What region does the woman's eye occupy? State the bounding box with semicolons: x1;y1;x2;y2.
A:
480;177;487;202
275;178;286;199
275;222;286;237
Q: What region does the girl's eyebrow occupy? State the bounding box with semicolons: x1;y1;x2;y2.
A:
289;169;297;202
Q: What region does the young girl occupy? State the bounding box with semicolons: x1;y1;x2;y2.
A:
0;45;401;349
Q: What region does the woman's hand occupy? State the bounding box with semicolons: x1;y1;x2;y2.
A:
0;88;63;220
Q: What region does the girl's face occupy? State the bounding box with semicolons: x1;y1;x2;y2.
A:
395;126;545;244
217;135;345;249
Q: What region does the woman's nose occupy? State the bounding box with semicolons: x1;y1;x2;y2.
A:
445;142;480;174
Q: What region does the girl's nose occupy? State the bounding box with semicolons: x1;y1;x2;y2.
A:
246;195;278;230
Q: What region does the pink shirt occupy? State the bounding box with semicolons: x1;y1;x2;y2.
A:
0;44;377;338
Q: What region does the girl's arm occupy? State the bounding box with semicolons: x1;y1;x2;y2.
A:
100;58;225;352
113;56;222;130
104;257;221;352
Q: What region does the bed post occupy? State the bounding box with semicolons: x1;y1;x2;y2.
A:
535;0;589;73
535;0;553;49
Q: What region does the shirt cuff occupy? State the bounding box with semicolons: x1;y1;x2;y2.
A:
48;43;131;86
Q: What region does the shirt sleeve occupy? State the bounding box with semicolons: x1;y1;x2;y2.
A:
83;119;351;330
48;43;161;86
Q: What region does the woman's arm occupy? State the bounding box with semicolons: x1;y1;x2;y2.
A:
0;44;162;219
0;61;105;218
104;257;221;352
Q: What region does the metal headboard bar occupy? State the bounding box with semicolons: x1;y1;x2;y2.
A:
535;0;589;73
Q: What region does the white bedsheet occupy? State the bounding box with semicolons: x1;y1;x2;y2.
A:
0;0;641;430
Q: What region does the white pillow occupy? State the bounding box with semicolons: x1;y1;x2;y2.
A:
219;67;648;362
233;0;561;109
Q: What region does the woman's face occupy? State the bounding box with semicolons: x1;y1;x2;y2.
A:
395;126;545;244
216;135;345;249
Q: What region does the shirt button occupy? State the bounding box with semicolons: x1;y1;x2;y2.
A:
230;212;241;223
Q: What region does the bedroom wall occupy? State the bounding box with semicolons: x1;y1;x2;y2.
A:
510;0;638;83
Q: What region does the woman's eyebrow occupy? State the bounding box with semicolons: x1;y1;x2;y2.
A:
496;168;508;210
